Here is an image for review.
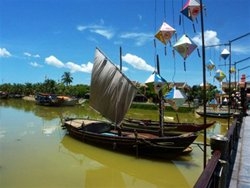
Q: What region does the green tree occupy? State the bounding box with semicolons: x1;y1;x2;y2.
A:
61;72;73;86
43;79;57;93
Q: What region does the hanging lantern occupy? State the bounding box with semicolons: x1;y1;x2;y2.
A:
173;34;197;59
164;86;187;111
173;34;197;71
145;71;167;94
230;66;236;74
155;22;176;45
206;59;215;75
214;69;226;82
206;59;215;71
220;48;230;60
181;0;201;22
208;98;218;110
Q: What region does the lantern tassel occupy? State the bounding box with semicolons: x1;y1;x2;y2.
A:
192;23;196;33
197;48;201;57
172;49;175;58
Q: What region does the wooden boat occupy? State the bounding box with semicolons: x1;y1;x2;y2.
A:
0;91;8;99
63;48;198;158
35;93;78;106
196;111;233;118
63;118;197;157
57;95;78;106
122;118;216;133
35;93;63;106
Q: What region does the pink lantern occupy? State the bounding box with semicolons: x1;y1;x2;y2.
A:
173;34;197;60
155;22;176;45
181;0;201;22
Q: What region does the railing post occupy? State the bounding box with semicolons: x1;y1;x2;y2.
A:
210;135;229;188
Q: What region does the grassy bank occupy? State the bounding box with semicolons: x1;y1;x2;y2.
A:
131;102;194;113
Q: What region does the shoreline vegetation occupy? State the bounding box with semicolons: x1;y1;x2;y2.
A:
20;94;194;113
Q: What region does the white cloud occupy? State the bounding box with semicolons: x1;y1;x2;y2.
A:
122;53;154;72
192;30;220;47
90;29;114;39
231;45;250;55
24;52;32;57
30;62;43;67
44;55;93;73
120;32;153;46
77;25;88;31
77;23;114;39
24;52;40;58
65;61;93;73
0;48;11;57
33;54;40;58
45;55;64;68
138;14;142;21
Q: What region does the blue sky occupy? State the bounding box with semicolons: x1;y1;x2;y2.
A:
1;0;250;87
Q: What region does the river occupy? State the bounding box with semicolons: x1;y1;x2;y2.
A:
0;99;229;188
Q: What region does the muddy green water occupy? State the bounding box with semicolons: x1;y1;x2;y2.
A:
0;99;229;188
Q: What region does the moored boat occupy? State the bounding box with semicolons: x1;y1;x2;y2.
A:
63;118;197;157
63;48;198;158
35;93;63;106
122;118;215;133
196;111;233;118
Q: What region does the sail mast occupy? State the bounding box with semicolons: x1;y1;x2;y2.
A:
120;46;122;72
156;55;164;136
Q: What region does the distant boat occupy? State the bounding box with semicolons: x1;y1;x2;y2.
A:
63;48;198;158
57;96;78;106
196;111;233;118
35;93;78;106
0;91;8;99
35;93;63;106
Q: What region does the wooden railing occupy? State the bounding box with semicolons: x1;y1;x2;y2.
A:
194;113;243;188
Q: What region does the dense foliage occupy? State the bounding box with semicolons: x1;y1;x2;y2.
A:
0;73;220;103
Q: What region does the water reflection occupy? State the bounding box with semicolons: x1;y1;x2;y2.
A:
60;135;191;188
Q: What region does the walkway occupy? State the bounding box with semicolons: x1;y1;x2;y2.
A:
229;110;250;188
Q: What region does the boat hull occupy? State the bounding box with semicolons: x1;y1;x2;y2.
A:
196;111;233;118
63;118;198;158
123;118;215;133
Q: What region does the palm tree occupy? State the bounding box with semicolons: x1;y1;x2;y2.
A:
61;72;73;86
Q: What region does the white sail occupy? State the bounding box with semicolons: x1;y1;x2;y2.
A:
89;48;138;125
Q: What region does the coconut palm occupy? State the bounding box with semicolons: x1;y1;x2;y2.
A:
61;72;73;86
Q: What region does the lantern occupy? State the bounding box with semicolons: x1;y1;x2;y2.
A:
220;48;230;60
181;0;201;22
214;69;226;82
145;71;167;94
173;34;197;71
173;34;197;60
164;86;187;111
206;59;215;75
230;66;236;74
155;22;176;45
